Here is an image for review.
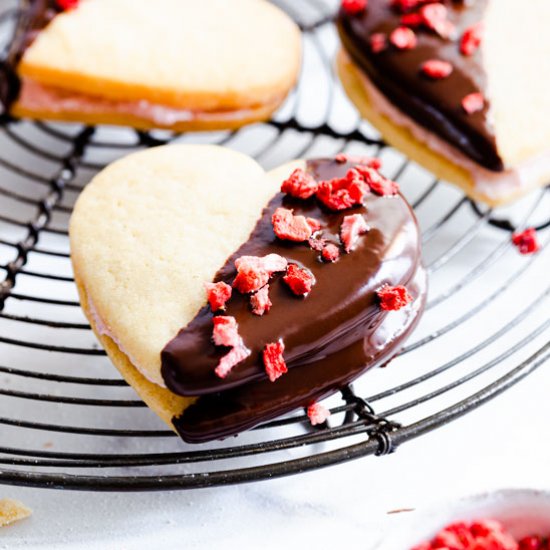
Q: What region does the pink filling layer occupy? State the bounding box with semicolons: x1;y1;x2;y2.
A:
17;78;264;126
351;54;550;201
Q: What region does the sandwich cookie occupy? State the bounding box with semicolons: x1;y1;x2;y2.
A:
70;145;426;442
337;0;550;206
2;0;301;131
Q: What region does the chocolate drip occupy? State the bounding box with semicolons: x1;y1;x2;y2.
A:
0;0;58;119
161;159;426;443
337;0;504;171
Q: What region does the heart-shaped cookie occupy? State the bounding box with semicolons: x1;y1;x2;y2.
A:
70;145;426;442
5;0;301;130
337;0;550;206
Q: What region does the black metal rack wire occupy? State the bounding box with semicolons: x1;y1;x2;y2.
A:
0;0;549;491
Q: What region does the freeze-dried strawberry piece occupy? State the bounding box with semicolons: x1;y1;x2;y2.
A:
460;22;483;56
272;207;313;242
518;535;544;550
307;217;322;233
316;169;366;211
335;154;383;170
283;264;316;296
321;243;341;263
391;0;420;13
233;254;288;294
462;92;484;114
215;345;251;379
56;0;79;9
400;13;423;27
390;26;417;50
263;341;288;382
512;227;540;255
250;285;272;316
354;165;400;196
204;281;232;312
340;214;369;253
369;32;388;53
377;285;413;311
235;254;288;275
421;59;453;79
212;316;240;347
341;0;367;15
420;3;455;38
280;168;318;199
307;403;331;426
308;236;326;252
233;265;270;294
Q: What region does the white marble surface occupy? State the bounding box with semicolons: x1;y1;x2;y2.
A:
2;365;550;550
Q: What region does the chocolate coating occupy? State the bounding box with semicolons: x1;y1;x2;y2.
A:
0;0;57;119
337;0;503;171
162;159;426;443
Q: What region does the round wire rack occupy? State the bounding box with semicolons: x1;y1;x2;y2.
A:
0;0;549;492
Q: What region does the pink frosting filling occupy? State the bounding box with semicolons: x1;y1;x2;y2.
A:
17;78;265;126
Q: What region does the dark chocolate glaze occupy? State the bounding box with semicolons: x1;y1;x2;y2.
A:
161;159;426;443
0;0;58;119
337;0;503;171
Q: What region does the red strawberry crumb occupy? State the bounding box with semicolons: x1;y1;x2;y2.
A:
460;22;483;56
263;341;288;382
283;264;316;296
420;3;455;38
280;168;319;199
415;519;520;550
321;243;341;263
233;265;270;294
421;59;453;79
308;237;326;252
390;26;417;50
377;285;413;311
215;345;251;379
512;227;540;255
518;535;544;550
316;169;366;211
250;285;272;316
56;0;79;9
212;316;240;347
307;403;331;426
204;281;232;312
462;92;485;114
272;207;314;242
401;13;423;27
233;254;287;294
369;32;388;53
341;0;367;15
354;165;400;196
340;214;369;253
307;217;322;233
391;0;420;13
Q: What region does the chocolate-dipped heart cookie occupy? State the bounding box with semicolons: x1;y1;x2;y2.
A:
70;145;426;443
337;0;550;206
2;0;301;131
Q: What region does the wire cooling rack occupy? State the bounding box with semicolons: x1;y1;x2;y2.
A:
0;0;548;492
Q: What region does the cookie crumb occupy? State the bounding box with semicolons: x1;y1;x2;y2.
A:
0;499;32;528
